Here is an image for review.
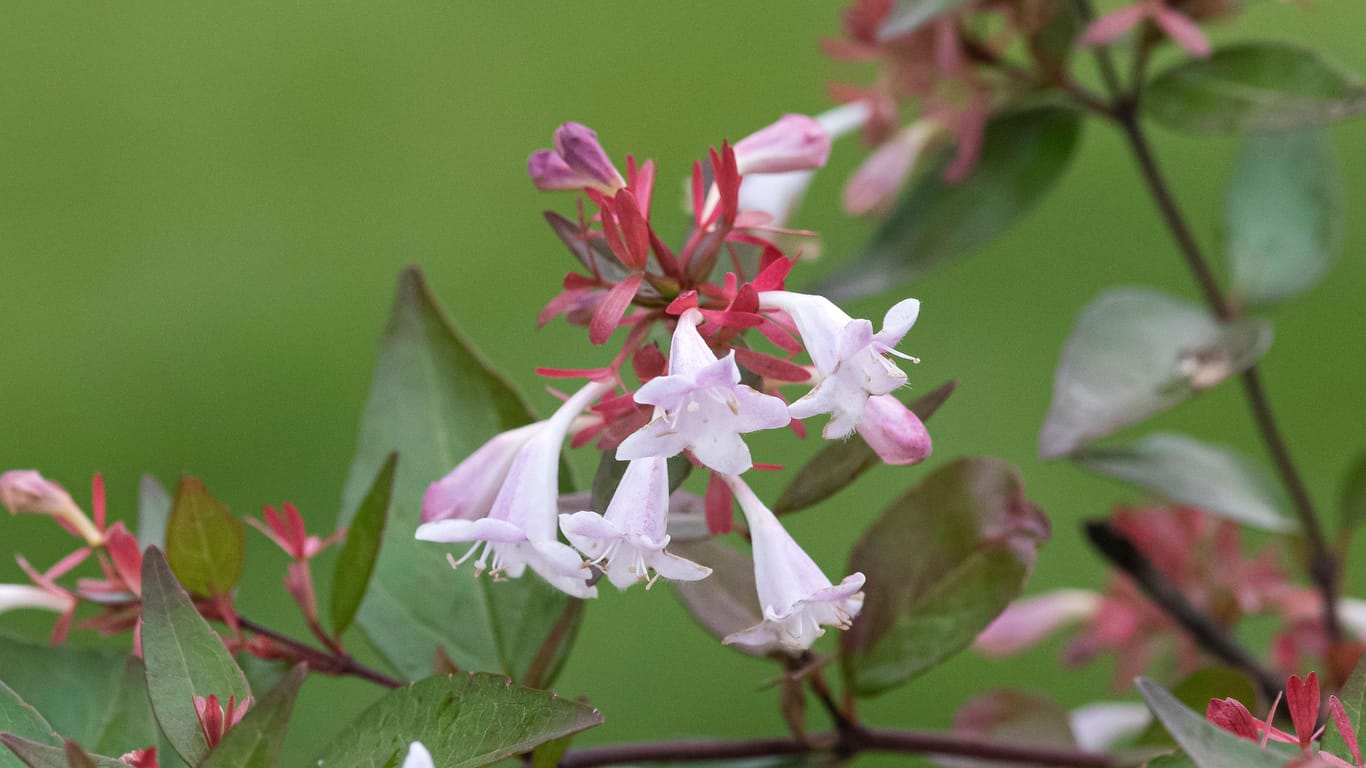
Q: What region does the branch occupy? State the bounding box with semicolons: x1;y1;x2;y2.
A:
1084;521;1283;701
559;726;1123;768
236;616;404;689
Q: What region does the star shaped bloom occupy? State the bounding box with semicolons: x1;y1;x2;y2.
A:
616;309;790;475
759;291;921;438
560;456;711;590
416;381;614;599
722;474;865;651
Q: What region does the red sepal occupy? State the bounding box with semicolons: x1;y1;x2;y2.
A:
589;274;644;345
705;472;734;535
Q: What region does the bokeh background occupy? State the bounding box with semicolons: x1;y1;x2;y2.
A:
3;2;1365;764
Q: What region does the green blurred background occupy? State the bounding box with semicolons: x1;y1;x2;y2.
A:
3;1;1366;764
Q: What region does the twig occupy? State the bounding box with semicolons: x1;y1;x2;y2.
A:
1084;521;1283;701
236;616;403;689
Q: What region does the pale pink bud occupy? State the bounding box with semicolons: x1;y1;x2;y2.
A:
733;114;832;176
855;395;931;466
0;470;102;545
843;121;941;216
973;589;1101;656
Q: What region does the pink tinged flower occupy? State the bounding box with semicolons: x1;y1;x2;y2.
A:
559;457;711;590
1080;1;1210;58
721;474;865;651
973;589;1102;656
403;742;435;768
759;291;921;438
421;421;545;524
0;470;103;545
1068;703;1151;752
615;310;790;475
1149;3;1212;57
194;694;251;749
843;120;941;216
415;381;614;599
0;584;73;617
528;122;624;194
732;114;832;176
856;394;932;466
735;102;868;228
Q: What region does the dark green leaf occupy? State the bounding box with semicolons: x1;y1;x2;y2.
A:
140;547;250;765
1135;668;1256;747
877;0;973;40
0;738;123;768
89;658;158;759
841;458;1048;696
1038;288;1271;458
935;689;1075;768
1027;1;1083;76
530;735;573;768
314;673;603;768
1145;42;1366;134
165;477;244;597
1226;129;1344;306
0;635;125;747
1136;678;1285;768
819;107;1081;300
773;381;956;515
1323;648;1366;761
200;665;306;768
0;682;58;768
332;452;398;637
669;538;764;657
1337;450;1366;534
136;475;171;550
338;267;578;681
1073;433;1294;533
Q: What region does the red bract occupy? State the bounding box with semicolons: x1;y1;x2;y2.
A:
194;694;251;749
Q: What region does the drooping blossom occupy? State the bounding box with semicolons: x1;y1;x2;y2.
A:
560;456;711;590
528;122;625;194
1080;0;1212;58
421;422;545;524
721;473;864;651
616;309;790;475
855;394;932;466
0;470;103;546
416;381;615;599
759;291;921;438
403;742;435;768
843;119;943;216
731;114;832;176
194;694;251;749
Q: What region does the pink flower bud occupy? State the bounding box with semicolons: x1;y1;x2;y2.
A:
855;395;932;466
528;123;625;194
843;121;941;216
732;114;831;176
973;589;1101;656
0;470;102;545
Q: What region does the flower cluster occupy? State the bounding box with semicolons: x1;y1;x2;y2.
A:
822;0;1224;213
416;120;932;650
973;505;1355;686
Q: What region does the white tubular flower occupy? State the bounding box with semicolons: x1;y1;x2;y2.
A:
616;310;789;475
973;589;1102;657
402;742;434;768
722;474;864;651
0;470;102;546
0;584;73;616
415;381;615;599
759;291;920;438
421;421;544;524
559;456;711;590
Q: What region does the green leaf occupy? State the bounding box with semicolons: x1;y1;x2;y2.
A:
137;475;171;550
164;476;244;597
314;673;603;768
0;635;126;748
1337;450;1366;534
1145;42;1366;134
338;266;578;682
1039;287;1271;458
140;547;250;765
0;738;124;768
0;682;58;768
1323;649;1366;761
841;458;1048;696
1135;668;1257;747
332;452;398;637
876;0;973;40
1225;129;1344;307
773;381;956;515
89;658;158;759
1073;433;1294;533
669;538;764;656
818;107;1081;300
530;735;573;768
1136;678;1286;768
200;665;306;768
